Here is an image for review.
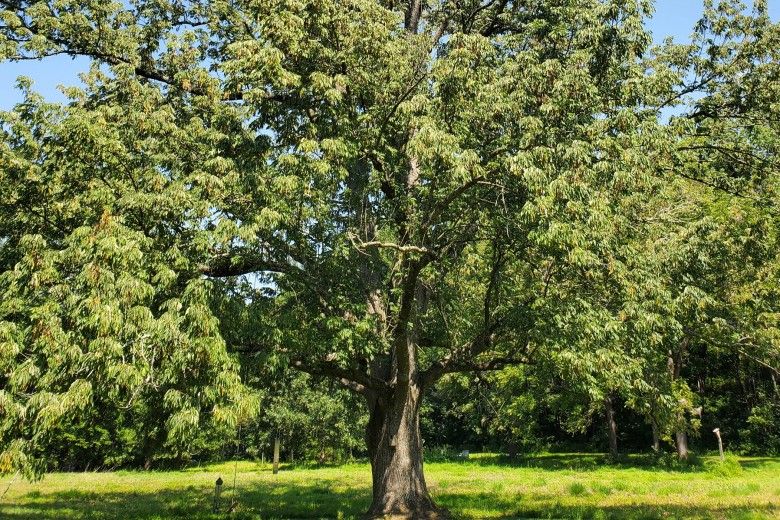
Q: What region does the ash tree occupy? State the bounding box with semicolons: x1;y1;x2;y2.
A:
1;0;778;516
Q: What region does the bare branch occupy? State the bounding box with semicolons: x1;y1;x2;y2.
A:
348;233;436;257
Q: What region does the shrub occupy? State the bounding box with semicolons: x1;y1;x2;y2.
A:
569;482;588;496
705;454;744;477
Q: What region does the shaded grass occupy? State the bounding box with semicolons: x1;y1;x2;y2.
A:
1;454;779;519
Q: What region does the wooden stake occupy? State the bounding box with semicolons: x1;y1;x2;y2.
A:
213;476;223;513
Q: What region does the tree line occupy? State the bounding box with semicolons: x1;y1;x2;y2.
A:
29;342;780;473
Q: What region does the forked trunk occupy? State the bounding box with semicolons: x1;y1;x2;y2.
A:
365;383;442;518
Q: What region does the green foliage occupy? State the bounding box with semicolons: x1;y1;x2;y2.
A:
705;453;744;477
240;370;367;464
569;481;588;496
739;396;780;456
0;0;779;485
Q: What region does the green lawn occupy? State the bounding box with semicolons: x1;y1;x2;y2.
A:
1;454;779;519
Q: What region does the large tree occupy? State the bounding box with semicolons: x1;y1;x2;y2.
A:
1;0;778;516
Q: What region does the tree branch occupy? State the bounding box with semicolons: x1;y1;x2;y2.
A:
199;251;289;277
349;237;435;257
289;356;386;397
432;355;531;376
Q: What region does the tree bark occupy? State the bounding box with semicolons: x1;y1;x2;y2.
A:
507;441;519;460
651;422;660;453
604;395;618;458
273;436;280;474
669;343;690;460
675;431;689;460
365;384;442;518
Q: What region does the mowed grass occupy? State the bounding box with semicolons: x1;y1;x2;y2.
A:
1;453;779;519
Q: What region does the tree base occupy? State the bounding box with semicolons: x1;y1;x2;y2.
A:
364;506;451;520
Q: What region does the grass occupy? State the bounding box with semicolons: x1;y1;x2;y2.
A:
1;453;779;519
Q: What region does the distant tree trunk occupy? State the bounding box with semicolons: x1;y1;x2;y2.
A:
604;395;618;457
670;341;690;460
675;431;689;460
365;380;439;518
651;422;660;453
318;445;326;464
273;436;280;474
141;430;163;470
507;441;519;460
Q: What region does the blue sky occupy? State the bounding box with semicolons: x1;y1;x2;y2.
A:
1;0;779;109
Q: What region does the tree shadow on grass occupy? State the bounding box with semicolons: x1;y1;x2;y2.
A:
435;489;779;519
2;486;212;520
461;453;717;473
4;482;778;520
489;502;779;520
738;457;780;470
3;453;779;520
0;480;370;520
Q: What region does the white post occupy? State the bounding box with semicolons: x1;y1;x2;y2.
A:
713;428;724;461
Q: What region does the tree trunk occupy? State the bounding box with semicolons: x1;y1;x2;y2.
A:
141;430;163;470
273;436;280;474
675;431;689;460
507;441;519;460
669;344;689;461
651;422;660;453
604;395;618;458
365;383;442;518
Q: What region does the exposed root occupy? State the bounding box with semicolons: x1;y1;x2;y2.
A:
364;505;451;519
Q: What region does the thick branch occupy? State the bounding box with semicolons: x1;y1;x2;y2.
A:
349;235;435;257
290;357;385;397
199;251;289;277
423;175;485;231
420;322;503;387
422;241;511;386
428;355;531;378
